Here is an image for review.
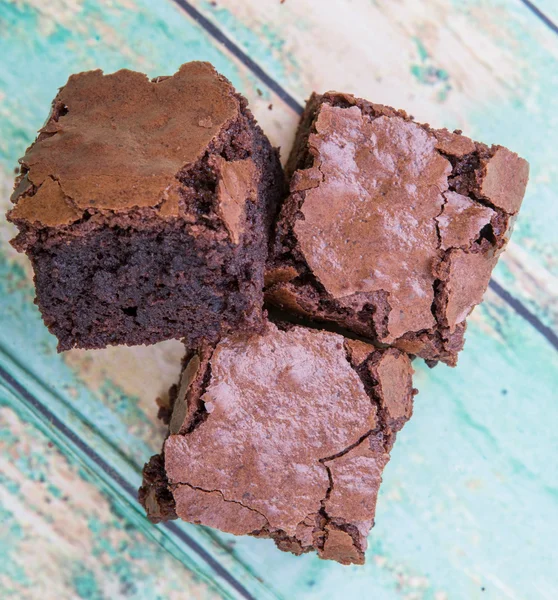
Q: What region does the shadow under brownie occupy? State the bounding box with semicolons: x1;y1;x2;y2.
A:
266;92;529;366
8;62;285;351
139;321;416;565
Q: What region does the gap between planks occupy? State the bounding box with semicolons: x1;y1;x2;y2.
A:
0;363;260;600
518;0;558;35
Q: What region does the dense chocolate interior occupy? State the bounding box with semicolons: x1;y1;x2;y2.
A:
8;62;285;350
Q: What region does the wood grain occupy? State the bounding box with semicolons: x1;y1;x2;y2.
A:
0;400;219;600
0;0;557;599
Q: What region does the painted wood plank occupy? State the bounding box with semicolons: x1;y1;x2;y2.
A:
0;399;220;600
1;214;557;599
2;143;558;598
0;1;556;599
190;0;558;333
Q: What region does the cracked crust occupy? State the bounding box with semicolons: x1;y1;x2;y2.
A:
8;63;239;224
139;322;417;565
266;92;529;366
7;62;286;351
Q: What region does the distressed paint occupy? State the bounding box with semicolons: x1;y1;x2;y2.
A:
2;155;558;598
0;402;218;600
0;0;557;599
194;0;558;332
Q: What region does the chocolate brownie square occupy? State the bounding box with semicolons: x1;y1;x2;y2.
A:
139;322;416;565
7;62;284;351
266;92;529;366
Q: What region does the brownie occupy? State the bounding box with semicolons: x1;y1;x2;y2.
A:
7;62;285;351
266;92;529;366
139;321;416;565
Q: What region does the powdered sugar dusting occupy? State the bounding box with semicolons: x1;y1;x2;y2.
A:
165;324;376;536
295;106;452;341
437;191;495;250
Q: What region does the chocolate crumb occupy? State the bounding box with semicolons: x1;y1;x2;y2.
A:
198;116;213;128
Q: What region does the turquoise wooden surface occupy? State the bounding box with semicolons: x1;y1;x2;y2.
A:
0;1;557;599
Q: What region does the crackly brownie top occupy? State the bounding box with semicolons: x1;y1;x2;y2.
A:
9;62;247;228
159;323;414;563
282;95;529;344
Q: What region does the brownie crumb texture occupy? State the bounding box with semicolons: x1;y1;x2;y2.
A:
7;62;285;351
139;323;416;565
267;92;529;366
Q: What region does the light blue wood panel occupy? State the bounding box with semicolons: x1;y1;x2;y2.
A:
1;0;557;599
0;397;220;600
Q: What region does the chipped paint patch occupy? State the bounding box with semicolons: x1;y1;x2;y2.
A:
62;341;184;454
410;37;452;101
0;404;217;600
64;342;184;416
0;166;34;280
